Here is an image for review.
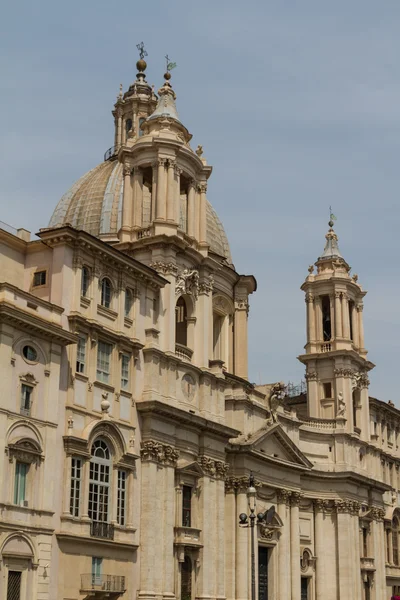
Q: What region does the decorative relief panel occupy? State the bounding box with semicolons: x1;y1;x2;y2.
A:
140;440;179;466
176;268;199;300
198;456;229;479
225;476;262;493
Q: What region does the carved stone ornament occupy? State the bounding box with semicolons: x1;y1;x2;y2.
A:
150;262;178;276
176;268;199;301
369;506;386;522
277;489;292;506
140;440;179;466
7;441;43;465
198;456;229;480
290;492;303;507
336;391;346;418
195;144;203;157
308;265;314;274
305;292;314;303
266;382;287;425
225;476;262;493
301;549;316;573
352;371;370;390
313;498;331;513
198;275;214;296
305;372;318;381
334;499;361;515
235;299;250;315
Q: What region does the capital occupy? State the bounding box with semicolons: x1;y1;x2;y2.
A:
334;291;342;299
356;303;364;312
305;292;314;304
197;182;207;194
123;164;133;177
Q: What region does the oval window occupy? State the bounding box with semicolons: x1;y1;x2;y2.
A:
23;345;38;362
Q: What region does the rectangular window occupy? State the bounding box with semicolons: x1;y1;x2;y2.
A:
96;341;112;383
323;382;332;399
20;384;33;416
7;571;22;600
125;289;133;317
301;577;309;600
362;527;368;557
92;557;102;586
14;462;28;505
76;335;87;373
321;295;332;341
117;470;127;526
121;354;130;390
81;266;89;297
33;270;46;287
70;457;82;517
182;485;192;527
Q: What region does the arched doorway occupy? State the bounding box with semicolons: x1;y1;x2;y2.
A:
181;555;192;600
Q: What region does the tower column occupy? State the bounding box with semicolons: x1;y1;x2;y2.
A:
174;166;182;225
306;293;315;342
133;167;143;228
151;161;157;222
198;182;207;244
117;112;122;147
187;180;195;238
121;165;133;234
342;293;350;339
156;159;166;221
166;160;176;222
357;303;365;349
351;304;359;347
335;292;343;338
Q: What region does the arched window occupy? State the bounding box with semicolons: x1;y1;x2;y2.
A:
393;517;399;566
101;278;112;309
125;118;132;134
81;266;90;297
125;288;133;318
89;439;111;527
175;297;188;346
139;117;145;137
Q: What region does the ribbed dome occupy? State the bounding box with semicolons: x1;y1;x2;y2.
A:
49;160;232;263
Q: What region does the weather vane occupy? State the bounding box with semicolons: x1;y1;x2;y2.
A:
329;206;337;222
136;42;148;60
165;54;177;72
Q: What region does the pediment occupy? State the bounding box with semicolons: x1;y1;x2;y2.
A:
176;460;204;478
233;423;312;470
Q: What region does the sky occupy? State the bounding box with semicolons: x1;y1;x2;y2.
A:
1;1;400;402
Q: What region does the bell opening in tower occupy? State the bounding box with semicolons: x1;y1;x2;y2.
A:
175;297;188;346
321;295;331;341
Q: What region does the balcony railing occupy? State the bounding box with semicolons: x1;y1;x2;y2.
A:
81;574;126;592
175;343;193;363
104;146;119;161
320;343;332;353
90;521;114;540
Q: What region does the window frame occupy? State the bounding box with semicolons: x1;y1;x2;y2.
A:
70;457;82;517
91;557;103;586
76;334;87;374
96;341;112;384
182;485;192;528
14;461;29;506
81;266;90;298
100;278;112;309
88;439;112;524
124;288;133;318
117;469;127;526
120;353;130;390
20;384;33;416
33;270;47;287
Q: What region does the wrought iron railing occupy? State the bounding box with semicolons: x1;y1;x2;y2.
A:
81;574;126;592
104;146;119;161
90;521;114;540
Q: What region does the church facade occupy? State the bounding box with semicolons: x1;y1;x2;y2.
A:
1;56;400;600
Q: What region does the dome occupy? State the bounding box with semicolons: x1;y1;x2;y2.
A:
49;160;233;264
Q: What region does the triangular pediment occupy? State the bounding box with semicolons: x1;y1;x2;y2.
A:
176;460;204;477
232;423;312;470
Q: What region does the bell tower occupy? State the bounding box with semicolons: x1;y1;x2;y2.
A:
298;217;374;439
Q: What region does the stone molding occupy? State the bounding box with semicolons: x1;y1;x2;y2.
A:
334;368;354;378
198;456;229;480
6;440;43;466
225;476;262;493
140;440;179;466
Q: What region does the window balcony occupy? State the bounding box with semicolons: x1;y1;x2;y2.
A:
174;526;203;549
175;343;193;363
360;557;375;572
90;521;114;540
81;574;125;596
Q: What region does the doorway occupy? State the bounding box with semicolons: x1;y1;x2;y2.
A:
258;546;269;600
181;556;192;600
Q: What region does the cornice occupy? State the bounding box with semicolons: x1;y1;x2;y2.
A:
55;532;138;552
68;313;144;351
0;302;78;345
136;400;240;440
0;282;64;314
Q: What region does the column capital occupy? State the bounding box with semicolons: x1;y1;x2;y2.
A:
123;164;133;176
334;368;354;378
305;292;314;303
277;489;292;505
140;440;179;466
197;182;207;194
290;492;303;507
314;498;331;513
334;499;361;514
356;303;364;312
157;158;167;167
335;291;342;299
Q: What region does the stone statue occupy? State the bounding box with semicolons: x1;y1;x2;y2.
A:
308;264;314;274
195;145;203;157
336;391;346;417
175;268;199;301
266;382;286;424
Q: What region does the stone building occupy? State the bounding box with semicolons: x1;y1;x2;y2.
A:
1;55;400;600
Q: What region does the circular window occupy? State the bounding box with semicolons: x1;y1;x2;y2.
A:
22;345;38;362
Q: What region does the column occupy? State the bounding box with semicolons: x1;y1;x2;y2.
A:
163;465;176;599
234;300;249;379
335;502;353;600
335;292;343;338
314;500;325;600
174;166;182;226
329;294;335;341
342;293;350;339
151;162;157;221
290;493;301;600
352;505;362;599
166;160;175;222
198;183;207;244
351;304;359;347
122;119;127;145
187;181;195;238
117;113;122;147
122;165;133;230
224;484;236;600
277;491;291;599
306;293;315;342
127;471;135;528
357;303;365;349
236;491;249;600
133;167;143;228
138;459;158;600
315;297;322;341
114;117;118;148
156;159;166;221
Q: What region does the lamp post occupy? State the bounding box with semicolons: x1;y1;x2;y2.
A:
239;474;276;600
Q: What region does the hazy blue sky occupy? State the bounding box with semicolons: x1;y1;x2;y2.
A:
1;1;400;402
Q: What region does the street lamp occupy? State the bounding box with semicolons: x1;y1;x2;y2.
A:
238;474;276;600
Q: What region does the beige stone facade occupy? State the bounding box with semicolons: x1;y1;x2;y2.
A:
1;58;400;600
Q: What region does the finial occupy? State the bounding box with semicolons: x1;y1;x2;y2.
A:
164;54;177;81
329;206;337;229
136;41;148;73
